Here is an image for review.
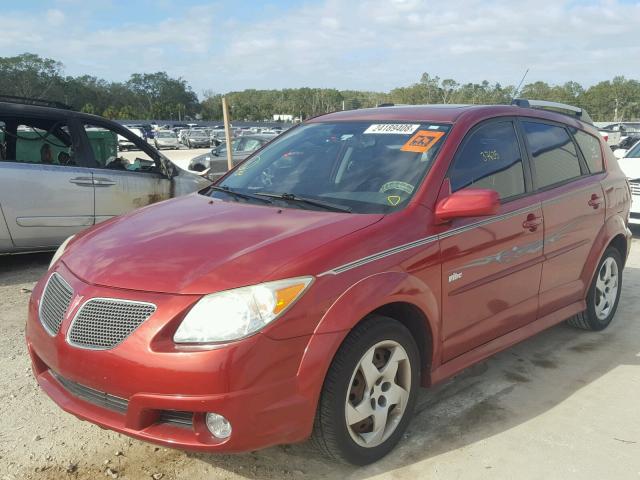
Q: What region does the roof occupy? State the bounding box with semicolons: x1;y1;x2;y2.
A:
309;104;597;131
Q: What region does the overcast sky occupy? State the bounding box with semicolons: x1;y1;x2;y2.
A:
2;0;639;97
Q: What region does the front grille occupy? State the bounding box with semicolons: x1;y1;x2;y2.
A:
630;180;640;196
67;298;156;350
39;273;73;335
51;371;193;428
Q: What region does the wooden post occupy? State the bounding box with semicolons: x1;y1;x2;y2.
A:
222;96;234;171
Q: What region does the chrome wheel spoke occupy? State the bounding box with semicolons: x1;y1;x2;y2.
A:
358;349;381;390
379;346;405;382
386;383;409;411
361;408;389;445
346;396;374;426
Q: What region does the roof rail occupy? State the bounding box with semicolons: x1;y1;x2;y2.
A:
0;95;73;110
511;98;593;125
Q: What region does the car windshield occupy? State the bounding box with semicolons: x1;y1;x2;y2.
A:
191;131;207;137
157;131;175;138
627;141;640;158
204;121;450;214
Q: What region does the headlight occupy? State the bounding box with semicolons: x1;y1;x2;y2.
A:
173;276;313;344
49;234;75;269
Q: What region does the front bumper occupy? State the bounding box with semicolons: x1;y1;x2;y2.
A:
25;264;325;452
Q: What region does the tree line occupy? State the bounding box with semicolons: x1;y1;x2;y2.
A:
1;53;638;122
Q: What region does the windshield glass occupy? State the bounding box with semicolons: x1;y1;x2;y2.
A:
157;131;176;138
627;141;640;158
204;121;450;214
191;130;208;137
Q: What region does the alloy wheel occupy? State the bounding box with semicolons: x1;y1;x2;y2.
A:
595;256;619;320
345;340;411;448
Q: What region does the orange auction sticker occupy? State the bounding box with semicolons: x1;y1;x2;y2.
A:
400;130;445;153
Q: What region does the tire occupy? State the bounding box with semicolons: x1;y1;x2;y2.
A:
568;246;623;331
312;315;420;465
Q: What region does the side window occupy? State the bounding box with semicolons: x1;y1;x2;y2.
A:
449;121;525;199
83;124;156;173
242;138;263;152
522;121;581;189
0;118;77;166
574;130;604;173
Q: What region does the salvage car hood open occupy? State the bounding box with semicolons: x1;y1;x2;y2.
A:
62;193;382;294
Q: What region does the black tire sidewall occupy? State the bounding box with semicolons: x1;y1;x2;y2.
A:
586;247;623;330
322;317;421;465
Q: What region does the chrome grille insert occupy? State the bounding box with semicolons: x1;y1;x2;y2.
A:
39;273;73;335
67;298;156;350
629;180;640;196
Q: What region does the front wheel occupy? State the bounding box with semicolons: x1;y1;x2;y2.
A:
312;316;420;465
568;246;623;331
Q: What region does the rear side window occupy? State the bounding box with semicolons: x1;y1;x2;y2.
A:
522;121;581;189
0;118;77;166
449;121;525;199
574;130;604;173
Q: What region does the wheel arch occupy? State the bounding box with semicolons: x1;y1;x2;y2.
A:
301;271;440;393
581;213;631;290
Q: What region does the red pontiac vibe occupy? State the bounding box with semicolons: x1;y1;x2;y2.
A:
26;100;632;465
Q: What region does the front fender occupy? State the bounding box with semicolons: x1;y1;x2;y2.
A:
291;270;441;440
314;270;439;339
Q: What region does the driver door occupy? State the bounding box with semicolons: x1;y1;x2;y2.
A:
79;121;172;223
439;119;543;361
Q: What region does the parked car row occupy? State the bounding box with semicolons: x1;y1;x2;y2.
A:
188;135;271;178
596;121;640;150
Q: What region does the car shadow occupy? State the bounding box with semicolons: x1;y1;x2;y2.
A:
191;263;640;479
0;252;51;287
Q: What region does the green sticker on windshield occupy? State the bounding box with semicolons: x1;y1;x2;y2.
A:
387;195;401;206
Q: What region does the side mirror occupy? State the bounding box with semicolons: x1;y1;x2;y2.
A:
613;149;628;159
435;189;500;222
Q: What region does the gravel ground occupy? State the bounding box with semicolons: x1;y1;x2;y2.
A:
2;236;640;480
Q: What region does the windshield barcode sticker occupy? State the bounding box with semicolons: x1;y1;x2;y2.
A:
363;124;420;135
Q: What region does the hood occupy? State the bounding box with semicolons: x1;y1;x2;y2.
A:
617;156;640;180
63;194;382;294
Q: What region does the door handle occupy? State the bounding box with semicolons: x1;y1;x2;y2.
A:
588;194;603;209
93;177;116;186
69;177;94;186
522;213;543;232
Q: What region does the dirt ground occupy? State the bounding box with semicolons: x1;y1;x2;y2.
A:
1;237;640;480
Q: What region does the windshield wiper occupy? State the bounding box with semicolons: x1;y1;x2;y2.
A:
210;185;273;204
254;192;352;213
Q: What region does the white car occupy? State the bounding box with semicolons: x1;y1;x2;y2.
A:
615;140;640;224
117;127;145;151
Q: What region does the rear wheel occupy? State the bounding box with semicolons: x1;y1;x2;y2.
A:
312;316;420;465
568;246;622;331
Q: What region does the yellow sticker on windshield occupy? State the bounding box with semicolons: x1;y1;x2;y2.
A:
400;130;445;153
387;195;401;206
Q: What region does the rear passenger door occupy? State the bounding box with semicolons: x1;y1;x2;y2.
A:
0;114;94;249
440;119;544;361
519;120;606;318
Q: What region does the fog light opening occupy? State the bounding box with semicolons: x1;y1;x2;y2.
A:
205;412;232;439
